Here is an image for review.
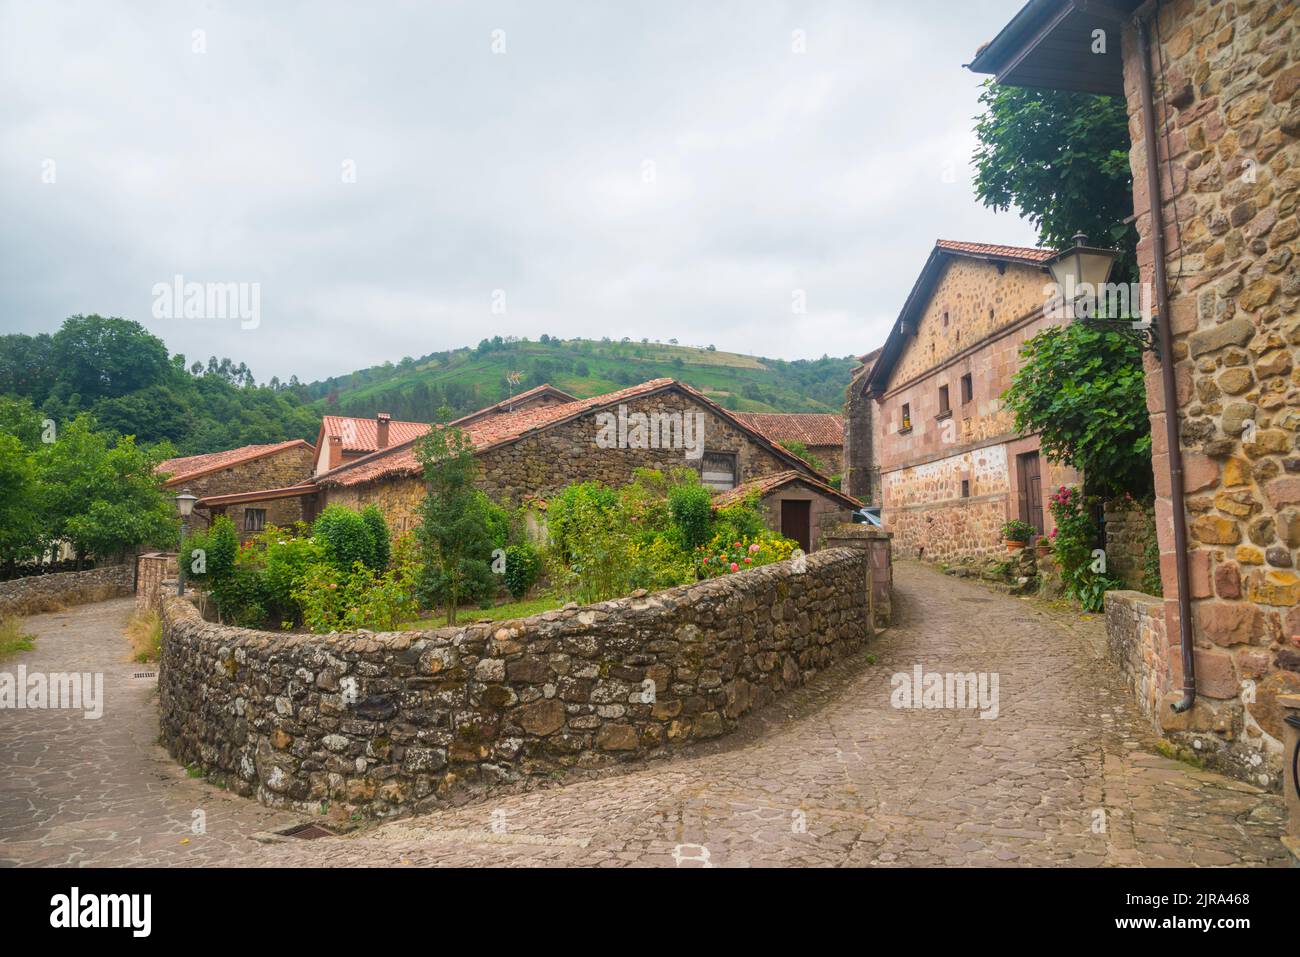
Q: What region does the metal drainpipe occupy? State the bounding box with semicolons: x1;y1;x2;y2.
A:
1135;11;1196;712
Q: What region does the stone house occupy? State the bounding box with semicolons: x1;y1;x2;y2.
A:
312;413;431;477
713;469;863;553
970;0;1298;791
312;379;828;535
156;440;315;539
732;413;846;476
859;240;1083;564
843;347;883;504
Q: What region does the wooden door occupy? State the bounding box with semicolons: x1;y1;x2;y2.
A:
781;500;812;553
1018;452;1044;537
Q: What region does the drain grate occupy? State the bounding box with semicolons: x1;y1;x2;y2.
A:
132;671;157;679
278;823;337;840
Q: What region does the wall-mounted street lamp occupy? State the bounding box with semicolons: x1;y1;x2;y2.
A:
1045;232;1158;357
174;489;197;596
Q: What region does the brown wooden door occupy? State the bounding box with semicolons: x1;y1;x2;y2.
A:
781;500;812;553
1018;452;1044;537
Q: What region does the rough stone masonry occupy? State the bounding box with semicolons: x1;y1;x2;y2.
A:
158;547;875;817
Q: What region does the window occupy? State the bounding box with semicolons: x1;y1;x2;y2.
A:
937;384;950;417
961;373;973;405
243;508;266;532
700;451;738;491
942;311;949;327
961;479;970;498
900;403;912;432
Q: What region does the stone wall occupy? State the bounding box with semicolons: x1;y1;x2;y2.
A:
1105;590;1175;723
326;391;804;534
0;563;133;617
158;546;877;817
136;553;178;611
1111;0;1300;786
1103;499;1155;592
843;360;880;505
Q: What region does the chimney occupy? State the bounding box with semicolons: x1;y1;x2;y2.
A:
376;412;392;450
328;434;343;471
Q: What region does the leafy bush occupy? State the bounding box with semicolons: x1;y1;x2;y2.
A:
360;504;391;571
503;542;541;600
295;534;420;633
259;528;326;625
1048;485;1122;612
668;482;713;550
314;504;383;573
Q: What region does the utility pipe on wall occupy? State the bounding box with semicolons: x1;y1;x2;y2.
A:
1134;8;1196;712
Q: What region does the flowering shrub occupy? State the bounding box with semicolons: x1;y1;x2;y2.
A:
1048;485;1122;612
695;533;798;579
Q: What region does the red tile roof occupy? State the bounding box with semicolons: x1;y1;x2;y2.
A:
156;440;313;486
712;469;862;511
316;378;820;488
934;239;1057;264
320;415;431;453
450;384;578;426
732;413;844;449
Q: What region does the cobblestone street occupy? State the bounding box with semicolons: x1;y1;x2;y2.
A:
0;562;1288;867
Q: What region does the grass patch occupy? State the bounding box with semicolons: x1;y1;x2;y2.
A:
0;616;36;660
398;594;564;629
125;608;162;663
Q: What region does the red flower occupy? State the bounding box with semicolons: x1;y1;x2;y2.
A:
730;562;739;572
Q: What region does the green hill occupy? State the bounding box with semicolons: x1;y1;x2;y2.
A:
305;337;858;422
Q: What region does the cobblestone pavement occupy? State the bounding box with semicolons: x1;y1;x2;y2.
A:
0;564;1288;867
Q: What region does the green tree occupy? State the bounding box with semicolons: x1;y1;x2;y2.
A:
51;315;171;402
36;414;177;564
0;433;42;566
1003;324;1152;497
414;424;495;624
972;82;1136;280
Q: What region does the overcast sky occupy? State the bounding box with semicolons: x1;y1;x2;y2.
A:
0;0;1037;384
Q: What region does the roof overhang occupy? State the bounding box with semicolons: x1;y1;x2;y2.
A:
197;483;320;508
966;0;1140;97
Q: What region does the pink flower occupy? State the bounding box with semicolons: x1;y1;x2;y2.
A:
702;557;709;564
730;562;739;572
749;543;761;553
743;557;752;564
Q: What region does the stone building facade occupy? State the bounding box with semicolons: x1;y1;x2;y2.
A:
843;348;882;505
860;242;1082;564
713;470;863;553
157;440;316;539
971;0;1299;789
317;380;822;535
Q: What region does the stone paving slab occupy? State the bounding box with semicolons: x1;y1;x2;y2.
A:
0;565;1287;867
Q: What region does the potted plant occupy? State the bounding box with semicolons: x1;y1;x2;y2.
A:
1036;532;1053;558
1000;520;1035;552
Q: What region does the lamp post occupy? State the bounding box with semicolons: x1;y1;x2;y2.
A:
1045;232;1158;356
175;490;197;596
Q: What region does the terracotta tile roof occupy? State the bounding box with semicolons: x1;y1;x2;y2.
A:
450;384;578;426
320;415;431;453
934;239;1057;264
732;413;844;448
316;378;820;489
712;469;862;511
156;440;313;486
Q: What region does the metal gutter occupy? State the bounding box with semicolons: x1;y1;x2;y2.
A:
1135;9;1196;712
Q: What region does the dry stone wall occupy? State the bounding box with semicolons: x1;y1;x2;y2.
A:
0;563;133;617
159;546;877;817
